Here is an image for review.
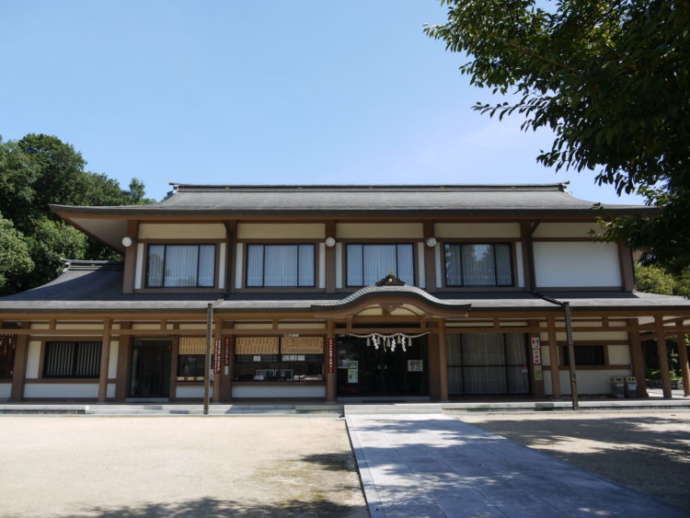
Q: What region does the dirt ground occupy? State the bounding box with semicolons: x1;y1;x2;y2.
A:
0;416;367;518
460;409;690;513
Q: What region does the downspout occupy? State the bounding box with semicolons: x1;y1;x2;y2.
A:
533;292;579;410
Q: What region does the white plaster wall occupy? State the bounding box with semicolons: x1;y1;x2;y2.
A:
319;243;326;289
139;223;226;239
25;341;41;379
546;369;632;395
107;383;116;399
238;223;324;239
541;346;551;366
515;242;525;287
55;323;103;330
176;385;204;398
335;243;343;289
24;383;99;399
435;222;520;238
534;242;621;288
108;341;119;379
218;242;227;289
0;383;11;400
134;243;144;289
608;345;631;365
417;242;426;288
336;223;423;239
533;222;604;238
235;243;244;289
232;385;326;398
434;244;442;288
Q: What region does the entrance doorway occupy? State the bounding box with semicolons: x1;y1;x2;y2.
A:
129;339;171;397
448;334;530;395
336;335;428;397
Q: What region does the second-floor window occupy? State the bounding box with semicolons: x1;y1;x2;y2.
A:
147;244;216;288
347;243;414;286
444;243;513;287
246;244;315;287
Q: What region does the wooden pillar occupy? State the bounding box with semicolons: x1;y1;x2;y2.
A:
423;222;436;290
428;330;441;399
225;221;237;293
438;320;448;401
97;319;113;402
10;323;29;401
325;321;336;402
655;316;672;399
520;221;537;290
325;222;336;293
169;333;179;402
122;221;139;294
547;315;561;398
115;322;132;401
676;322;690;397
220;330;234;402
628;319;648;397
212;316;224;403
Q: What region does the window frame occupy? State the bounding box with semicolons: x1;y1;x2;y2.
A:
145;243;218;289
244;243;317;288
42;340;102;379
560;345;607;367
344;242;417;288
442;241;515;288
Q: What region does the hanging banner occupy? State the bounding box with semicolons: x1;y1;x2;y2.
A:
327;336;335;374
214;337;222;374
530;336;542;365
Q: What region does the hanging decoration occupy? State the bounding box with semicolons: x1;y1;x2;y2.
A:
346;332;429;352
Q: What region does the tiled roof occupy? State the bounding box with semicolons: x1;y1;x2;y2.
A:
1;261;688;314
50;183;652;216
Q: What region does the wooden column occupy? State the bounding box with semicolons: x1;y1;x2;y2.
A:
438;320;448;401
423;222;436;290
655;316;672;399
547;315;561;398
212;316;223;402
676;322;690;397
98;319;113;402
618;243;635;292
10;323;29;401
115;322;132;401
169;333;179;402
220;328;234;402
225;221;237;293
122;221;139;294
325;321;336;402
520;221;536;290
325;221;336;293
628;319;648;397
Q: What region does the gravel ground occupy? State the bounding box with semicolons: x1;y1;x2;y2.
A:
0;416;367;518
460;410;690;514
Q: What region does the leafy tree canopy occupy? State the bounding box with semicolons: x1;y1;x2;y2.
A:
426;0;690;272
0;134;154;294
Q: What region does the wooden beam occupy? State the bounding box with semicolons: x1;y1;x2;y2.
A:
547;316;561;399
97;319;112;402
676;322;690;397
655;316;673;399
628;319;648;397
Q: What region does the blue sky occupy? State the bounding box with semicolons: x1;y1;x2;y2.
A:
1;1;643;204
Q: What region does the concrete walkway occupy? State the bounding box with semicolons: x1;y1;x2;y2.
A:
346;414;686;517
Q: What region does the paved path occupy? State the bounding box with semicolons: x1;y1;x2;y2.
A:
346;414;686;518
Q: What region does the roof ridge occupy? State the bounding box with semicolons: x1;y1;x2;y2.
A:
169;183;569;193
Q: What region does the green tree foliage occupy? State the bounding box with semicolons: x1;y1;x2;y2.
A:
426;0;690;271
635;263;690;298
0;214;34;294
0;134;153;294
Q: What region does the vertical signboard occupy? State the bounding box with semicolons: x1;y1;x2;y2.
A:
327;335;335;374
530;336;543;381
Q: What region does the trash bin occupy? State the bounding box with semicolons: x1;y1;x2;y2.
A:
611;376;625;398
625;376;638;398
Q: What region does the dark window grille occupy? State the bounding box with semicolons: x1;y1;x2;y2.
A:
561;345;605;366
0;335;15;378
44;341;101;378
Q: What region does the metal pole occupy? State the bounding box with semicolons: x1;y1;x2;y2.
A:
203;302;213;416
564;302;579;409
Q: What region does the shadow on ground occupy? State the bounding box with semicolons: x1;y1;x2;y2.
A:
77;497;363;518
344;414;689;516
461;413;690;514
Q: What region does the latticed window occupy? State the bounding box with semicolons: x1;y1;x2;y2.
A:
43;341;101;378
